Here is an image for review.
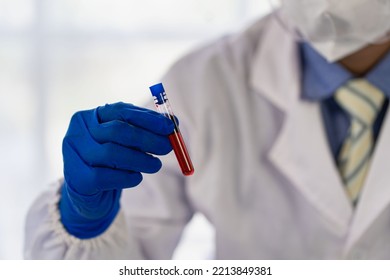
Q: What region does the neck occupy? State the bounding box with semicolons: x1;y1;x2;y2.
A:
339;41;390;76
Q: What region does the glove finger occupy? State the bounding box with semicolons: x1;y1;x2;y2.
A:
92;167;143;192
97;102;175;136
73;138;163;173
90;120;173;155
63;140;143;194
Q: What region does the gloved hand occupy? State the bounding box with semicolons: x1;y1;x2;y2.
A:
59;102;175;238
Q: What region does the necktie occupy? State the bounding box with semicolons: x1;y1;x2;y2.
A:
335;79;385;205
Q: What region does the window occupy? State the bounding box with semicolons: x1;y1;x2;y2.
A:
0;0;272;259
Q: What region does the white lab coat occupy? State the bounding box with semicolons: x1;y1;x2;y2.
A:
24;13;390;259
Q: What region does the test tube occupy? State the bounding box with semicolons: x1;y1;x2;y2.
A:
149;83;195;176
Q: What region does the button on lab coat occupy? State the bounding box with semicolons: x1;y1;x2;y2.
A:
24;13;390;259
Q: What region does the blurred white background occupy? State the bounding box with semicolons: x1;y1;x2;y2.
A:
0;0;272;259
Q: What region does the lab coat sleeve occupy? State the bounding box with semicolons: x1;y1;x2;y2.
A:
24;180;143;259
25;165;194;260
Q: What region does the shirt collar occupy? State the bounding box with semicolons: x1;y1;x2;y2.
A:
300;42;390;101
366;51;390;97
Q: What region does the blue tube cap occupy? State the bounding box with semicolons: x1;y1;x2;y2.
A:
149;83;166;104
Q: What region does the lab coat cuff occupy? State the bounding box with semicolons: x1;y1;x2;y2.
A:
49;180;128;252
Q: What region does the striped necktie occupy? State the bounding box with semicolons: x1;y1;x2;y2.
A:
335;79;385;205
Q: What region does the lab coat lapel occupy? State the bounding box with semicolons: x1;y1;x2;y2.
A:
345;111;390;252
268;99;353;232
250;15;353;233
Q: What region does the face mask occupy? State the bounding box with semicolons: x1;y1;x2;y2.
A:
279;0;390;62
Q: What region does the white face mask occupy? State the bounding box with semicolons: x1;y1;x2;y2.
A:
279;0;390;62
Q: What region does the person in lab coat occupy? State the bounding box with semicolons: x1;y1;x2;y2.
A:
25;0;390;259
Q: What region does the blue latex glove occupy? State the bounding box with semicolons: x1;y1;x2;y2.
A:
59;102;175;238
